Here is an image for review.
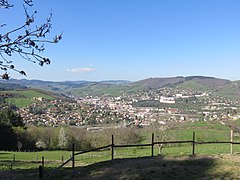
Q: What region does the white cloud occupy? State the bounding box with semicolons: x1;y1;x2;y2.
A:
66;67;95;73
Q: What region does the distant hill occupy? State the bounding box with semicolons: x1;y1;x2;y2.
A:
132;76;231;90
100;80;131;85
132;77;185;89
132;76;240;100
184;76;231;89
1;76;240;99
0;80;27;90
3;79;132;97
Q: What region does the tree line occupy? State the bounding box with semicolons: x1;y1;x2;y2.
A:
0;106;142;151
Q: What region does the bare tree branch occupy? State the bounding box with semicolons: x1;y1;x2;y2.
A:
0;0;62;79
0;0;13;8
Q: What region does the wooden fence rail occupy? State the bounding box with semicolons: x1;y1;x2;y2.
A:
74;145;111;156
41;131;239;180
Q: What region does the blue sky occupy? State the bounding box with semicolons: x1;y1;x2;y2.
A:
1;0;240;81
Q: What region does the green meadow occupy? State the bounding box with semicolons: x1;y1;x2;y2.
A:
1;121;240;179
2;89;55;107
1;121;240;169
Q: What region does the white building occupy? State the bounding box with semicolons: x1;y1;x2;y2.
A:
160;96;175;104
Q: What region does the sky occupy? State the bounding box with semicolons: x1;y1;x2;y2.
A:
1;0;240;81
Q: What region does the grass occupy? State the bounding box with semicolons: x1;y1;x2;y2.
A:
1;121;240;179
173;129;230;141
177;80;208;91
2;89;55;107
6;98;35;107
1;142;240;169
2;153;240;179
1;143;240;179
0;151;72;169
141;121;235;143
215;86;240;100
172;121;237;141
234;119;240;126
176;121;230;130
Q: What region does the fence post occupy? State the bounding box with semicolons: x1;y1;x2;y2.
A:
62;155;64;163
13;154;15;164
41;156;44;168
111;134;114;160
192;132;195;155
151;133;154;157
72;143;75;174
39;165;43;179
230;129;233;154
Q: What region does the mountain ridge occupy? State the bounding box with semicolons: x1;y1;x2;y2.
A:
132;76;231;89
1;76;239;99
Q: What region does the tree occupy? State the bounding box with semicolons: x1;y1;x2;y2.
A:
0;0;62;79
17;141;22;151
58;127;68;149
41;127;54;150
35;138;46;150
0;107;25;127
0;107;25;150
0;123;18;150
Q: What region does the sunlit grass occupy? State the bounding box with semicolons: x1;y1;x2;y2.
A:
1;121;240;172
1;142;240;171
3;90;55;107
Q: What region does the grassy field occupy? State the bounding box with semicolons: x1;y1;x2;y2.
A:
2;89;55;107
1;141;240;169
1;121;240;179
1;148;240;179
177;80;209;91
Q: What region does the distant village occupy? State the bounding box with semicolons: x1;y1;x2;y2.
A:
17;87;240;128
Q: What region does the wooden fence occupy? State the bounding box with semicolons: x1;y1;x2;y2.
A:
40;131;240;179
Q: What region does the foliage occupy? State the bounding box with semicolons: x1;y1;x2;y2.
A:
15;126;142;151
0;106;25;127
41;127;57;150
58;127;68;149
14;126;36;150
1;120;236;152
0;106;26;150
0;0;61;79
114;128;142;145
87;127;142;148
157;126;176;142
35;139;46;150
65;127;92;151
29;106;44;115
25;126;57;150
133;100;161;107
0;123;17;150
